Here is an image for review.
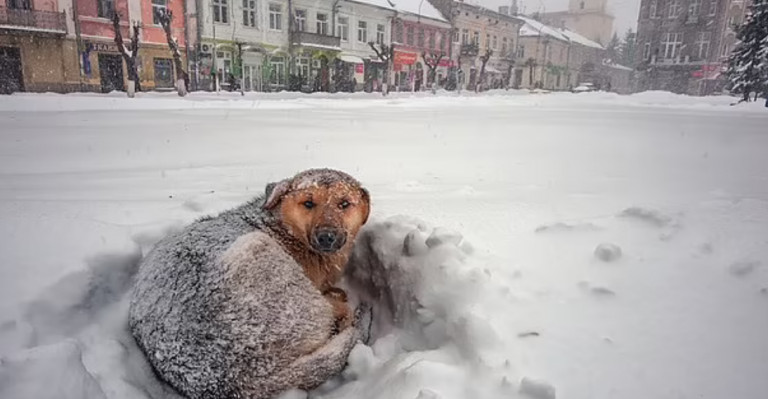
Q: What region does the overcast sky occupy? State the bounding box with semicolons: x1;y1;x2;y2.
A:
477;0;642;36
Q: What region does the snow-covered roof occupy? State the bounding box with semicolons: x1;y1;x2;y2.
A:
602;59;633;71
558;28;604;49
517;16;568;42
354;0;448;22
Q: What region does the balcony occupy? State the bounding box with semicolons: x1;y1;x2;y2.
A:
291;31;341;51
0;7;67;33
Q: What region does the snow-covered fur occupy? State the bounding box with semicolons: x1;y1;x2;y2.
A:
129;169;368;399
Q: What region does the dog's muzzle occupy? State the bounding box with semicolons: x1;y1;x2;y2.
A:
311;228;347;253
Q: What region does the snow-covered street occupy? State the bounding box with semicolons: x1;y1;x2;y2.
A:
1;91;767;399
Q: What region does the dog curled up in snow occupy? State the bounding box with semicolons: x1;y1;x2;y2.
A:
129;168;371;399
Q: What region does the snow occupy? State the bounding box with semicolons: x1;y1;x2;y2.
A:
352;0;448;22
518;16;569;42
558;28;604;50
1;90;768;399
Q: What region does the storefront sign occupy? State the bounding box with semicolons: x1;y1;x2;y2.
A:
437;58;453;67
86;41;120;53
393;51;418;69
692;64;721;79
355;63;364;74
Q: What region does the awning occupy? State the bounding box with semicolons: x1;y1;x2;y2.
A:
339;54;365;64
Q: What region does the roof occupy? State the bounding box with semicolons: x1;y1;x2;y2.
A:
354;0;448;22
558;28;604;49
517;16;569;42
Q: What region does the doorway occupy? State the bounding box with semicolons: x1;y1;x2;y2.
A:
0;46;24;94
98;54;124;93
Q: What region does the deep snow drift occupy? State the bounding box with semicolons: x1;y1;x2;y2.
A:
0;91;767;399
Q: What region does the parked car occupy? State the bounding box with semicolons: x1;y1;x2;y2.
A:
573;83;596;93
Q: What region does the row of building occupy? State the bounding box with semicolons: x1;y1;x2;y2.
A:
5;0;739;95
1;0;640;94
632;0;751;95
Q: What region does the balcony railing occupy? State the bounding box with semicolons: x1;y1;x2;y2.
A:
0;7;67;33
291;31;341;50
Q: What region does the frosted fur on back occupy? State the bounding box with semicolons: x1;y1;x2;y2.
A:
129;172;361;399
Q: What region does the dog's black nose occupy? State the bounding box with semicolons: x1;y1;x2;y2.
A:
312;228;346;253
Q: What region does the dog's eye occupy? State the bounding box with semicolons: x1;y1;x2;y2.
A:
303;201;315;209
339;200;350;209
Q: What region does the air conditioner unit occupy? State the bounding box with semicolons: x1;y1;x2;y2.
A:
201;44;211;53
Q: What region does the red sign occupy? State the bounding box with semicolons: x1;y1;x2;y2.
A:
355;63;364;74
438;58;453;67
393;51;418;68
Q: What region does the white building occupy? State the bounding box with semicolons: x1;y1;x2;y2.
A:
192;0;393;91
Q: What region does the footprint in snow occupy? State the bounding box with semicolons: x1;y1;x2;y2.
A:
594;243;622;262
728;260;761;277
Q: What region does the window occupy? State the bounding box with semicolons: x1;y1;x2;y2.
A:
7;0;31;9
502;37;508;54
296;57;310;79
406;26;414;45
643;42;651;59
269;56;285;85
316;13;328;35
428;30;435;49
269;3;282;30
695;31;711;58
461;29;469;45
437;32;443;51
153;58;174;88
337;16;349;41
243;0;257;28
97;0;114;18
518;45;524;58
213;0;228;23
453;29;459;43
418;28;425;47
492;35;498;50
395;23;403;42
720;43;728;56
709;0;717;16
294;9;306;32
688;0;701;16
377;24;385;44
358;21;367;43
662;32;683;59
152;0;167;25
649;0;658;18
473;31;479;45
668;0;680;18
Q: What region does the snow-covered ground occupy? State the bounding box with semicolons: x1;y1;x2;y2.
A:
0;91;767;399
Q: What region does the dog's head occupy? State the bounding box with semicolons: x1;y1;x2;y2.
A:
262;169;370;254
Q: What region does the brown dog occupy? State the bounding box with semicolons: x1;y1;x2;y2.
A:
263;169;370;328
130;169;371;399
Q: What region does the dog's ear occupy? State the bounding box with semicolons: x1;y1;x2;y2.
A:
263;180;290;210
359;187;371;224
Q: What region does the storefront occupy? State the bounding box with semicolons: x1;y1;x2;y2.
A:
81;40;183;92
392;50;418;91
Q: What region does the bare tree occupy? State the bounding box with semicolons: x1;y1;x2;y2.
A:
475;49;492;93
421;51;444;94
156;9;190;96
112;12;141;97
369;42;394;96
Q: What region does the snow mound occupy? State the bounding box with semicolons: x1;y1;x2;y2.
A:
0;215;534;399
594;243;623;262
617;206;673;227
315;215;528;399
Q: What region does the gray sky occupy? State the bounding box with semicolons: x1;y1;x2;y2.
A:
477;0;641;36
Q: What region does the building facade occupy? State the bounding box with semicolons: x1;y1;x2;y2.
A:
516;16;572;90
539;0;614;45
388;0;451;91
1;0;78;93
435;1;522;90
75;0;188;92
633;0;748;94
